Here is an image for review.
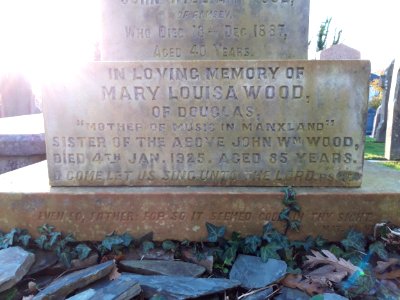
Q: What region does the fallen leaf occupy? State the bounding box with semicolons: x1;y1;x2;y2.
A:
281;274;325;296
375;258;399;273
306;264;348;284
109;264;121;281
28;281;37;293
376;268;400;280
304;249;360;275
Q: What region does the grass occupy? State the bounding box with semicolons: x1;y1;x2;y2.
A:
364;136;400;171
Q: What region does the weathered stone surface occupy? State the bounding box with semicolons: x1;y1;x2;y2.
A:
43;60;370;187
375;61;394;142
0;161;399;241
241;288;273;300
101;0;310;61
181;248;213;273
275;287;309;300
118;273;240;299
46;254;99;275
120;260;205;277
0;114;45;156
0;155;45;175
33;260;115;300
67;274;141;300
385;59;400;160
229;255;287;289
322;293;349;300
0;247;35;293
27;250;58;276
320;43;361;60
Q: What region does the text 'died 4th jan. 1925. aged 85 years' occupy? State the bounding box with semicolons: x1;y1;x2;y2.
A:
43;60;370;187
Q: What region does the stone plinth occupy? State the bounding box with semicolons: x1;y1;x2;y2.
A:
42;61;370;187
0;161;399;242
101;0;310;60
0;114;46;174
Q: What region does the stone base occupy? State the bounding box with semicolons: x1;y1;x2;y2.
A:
0;161;399;241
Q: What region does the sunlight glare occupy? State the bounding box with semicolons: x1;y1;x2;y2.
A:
0;0;100;90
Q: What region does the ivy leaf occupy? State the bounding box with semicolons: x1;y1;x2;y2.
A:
59;251;72;268
244;235;261;254
102;235;124;251
58;233;76;250
231;231;241;241
75;243;92;260
314;235;327;248
288;220;301;232
18;234;31;247
35;235;47;249
279;208;291;221
0;230;16;249
329;244;345;258
281;187;296;203
369;241;389;261
37;224;55;235
222;245;237;266
162;240;177;252
341;229;366;252
120;233;134;247
142;241;155;253
206;222;226;242
291;236;314;251
260;243;282;262
48;232;61;248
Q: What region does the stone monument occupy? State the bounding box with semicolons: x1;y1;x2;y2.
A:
385;60;400;160
0;0;392;243
373;61;394;142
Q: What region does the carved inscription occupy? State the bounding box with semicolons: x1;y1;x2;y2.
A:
101;0;310;60
42;60;370;186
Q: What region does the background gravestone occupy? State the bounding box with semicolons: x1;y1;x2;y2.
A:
101;0;310;60
385;60;400;160
373;61;394;142
320;43;361;60
0;73;39;118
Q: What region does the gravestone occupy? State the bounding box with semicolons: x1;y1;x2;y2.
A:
43;61;369;187
0;114;46;174
0;1;383;242
365;108;376;135
101;0;310;61
374;61;394;142
0;73;39;118
385;60;400;160
320;43;361;60
371;104;381;138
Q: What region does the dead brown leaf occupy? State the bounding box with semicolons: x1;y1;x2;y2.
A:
109;264;121;281
375;258;400;273
376;268;400;280
27;281;37;293
304;249;360;275
281;274;325;296
306;264;348;284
